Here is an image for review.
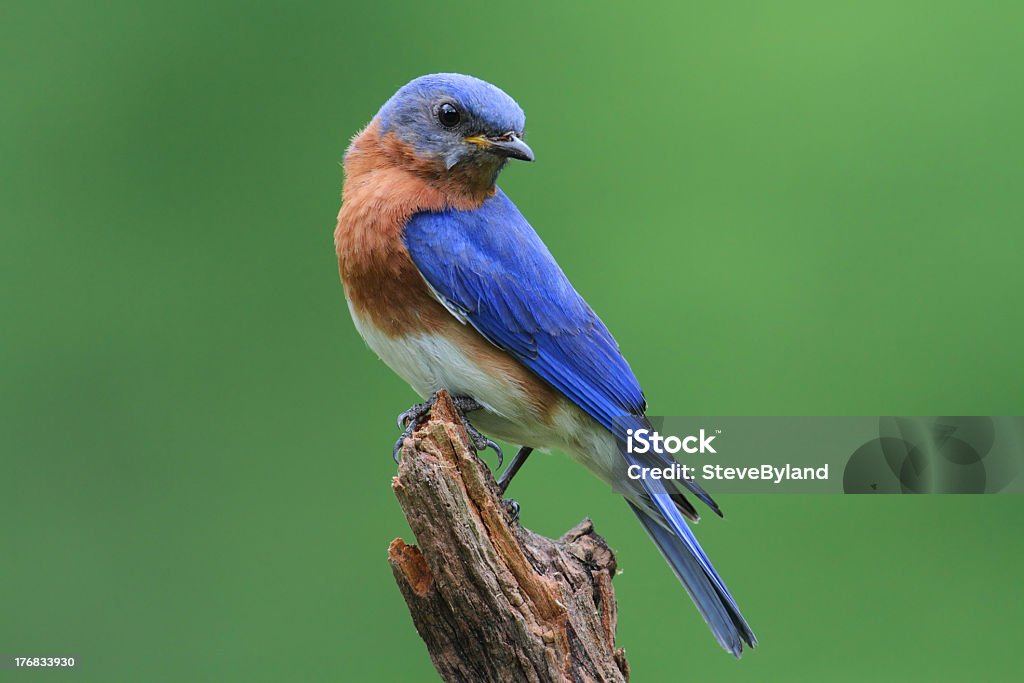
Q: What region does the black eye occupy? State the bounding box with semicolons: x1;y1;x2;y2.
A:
437;102;461;128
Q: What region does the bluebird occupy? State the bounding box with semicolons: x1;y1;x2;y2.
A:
335;73;756;656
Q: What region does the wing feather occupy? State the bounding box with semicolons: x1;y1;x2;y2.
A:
403;189;646;437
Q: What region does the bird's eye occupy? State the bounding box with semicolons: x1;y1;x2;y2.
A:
437;103;461;128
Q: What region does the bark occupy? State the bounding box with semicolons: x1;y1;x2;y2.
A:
388;391;629;682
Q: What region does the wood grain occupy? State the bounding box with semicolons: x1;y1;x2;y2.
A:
388;391;629;682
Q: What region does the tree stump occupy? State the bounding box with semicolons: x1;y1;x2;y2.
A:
388;391;629;682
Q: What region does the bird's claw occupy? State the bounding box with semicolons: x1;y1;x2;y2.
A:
396;400;432;430
502;499;521;524
392;421;414;463
391;392;501;466
392;396;438;462
459;416;503;467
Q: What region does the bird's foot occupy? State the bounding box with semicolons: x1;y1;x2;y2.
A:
392;393;503;466
393;397;437;463
448;396;503;467
502;498;521;525
396;398;434;431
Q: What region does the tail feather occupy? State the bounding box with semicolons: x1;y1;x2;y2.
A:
669;491;700;521
622;445;756;657
628;501;756;656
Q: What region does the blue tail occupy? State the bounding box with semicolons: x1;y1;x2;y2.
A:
623;449;757;656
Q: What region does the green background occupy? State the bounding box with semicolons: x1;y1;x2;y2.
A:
2;1;1022;681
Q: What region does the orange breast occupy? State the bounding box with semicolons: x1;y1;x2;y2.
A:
335;120;466;336
334;119;560;419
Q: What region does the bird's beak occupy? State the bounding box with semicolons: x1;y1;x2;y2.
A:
464;132;535;162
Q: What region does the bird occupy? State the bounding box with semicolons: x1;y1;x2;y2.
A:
334;73;757;656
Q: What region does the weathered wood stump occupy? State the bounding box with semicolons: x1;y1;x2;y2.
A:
388;391;629;682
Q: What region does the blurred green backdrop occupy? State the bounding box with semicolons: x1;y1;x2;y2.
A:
2;1;1022;681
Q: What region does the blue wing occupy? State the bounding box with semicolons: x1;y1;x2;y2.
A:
403;188;645;437
404;187;719;513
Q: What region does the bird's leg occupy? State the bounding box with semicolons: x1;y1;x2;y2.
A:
497;446;533;494
495;446;533;525
392;393;503;466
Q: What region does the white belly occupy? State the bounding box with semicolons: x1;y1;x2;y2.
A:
349;303;631;492
352;307;504;404
349;303;537;434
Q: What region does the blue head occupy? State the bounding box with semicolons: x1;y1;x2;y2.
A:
377;73;533;184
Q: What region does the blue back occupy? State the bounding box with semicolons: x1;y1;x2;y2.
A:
403;189;646;435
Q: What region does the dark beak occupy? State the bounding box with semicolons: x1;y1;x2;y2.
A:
465;132;535;162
